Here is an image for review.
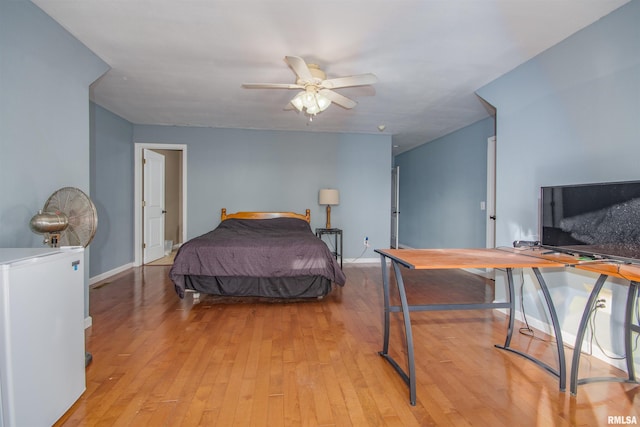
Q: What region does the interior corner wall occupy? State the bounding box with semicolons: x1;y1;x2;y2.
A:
90;103;134;277
393;117;494;249
476;0;640;365
132;126;392;260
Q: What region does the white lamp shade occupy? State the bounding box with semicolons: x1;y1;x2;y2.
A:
290;91;332;115
302;92;316;109
316;93;331;112
306;104;320;115
290;92;304;111
319;189;339;205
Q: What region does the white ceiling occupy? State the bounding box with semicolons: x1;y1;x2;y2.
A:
32;0;629;154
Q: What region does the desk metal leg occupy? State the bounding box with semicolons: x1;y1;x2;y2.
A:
379;254;391;356
378;256;417;405
378;259;567;405
502;267;516;348
570;274;607;395
624;282;639;383
571;277;640;395
534;267;567;391
495;267;566;391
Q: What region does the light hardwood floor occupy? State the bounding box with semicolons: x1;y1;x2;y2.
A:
55;263;640;426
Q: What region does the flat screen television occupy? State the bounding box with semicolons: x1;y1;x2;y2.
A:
540;180;640;263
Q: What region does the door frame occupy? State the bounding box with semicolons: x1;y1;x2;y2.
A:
486;136;496;249
391;165;400;248
134;143;188;267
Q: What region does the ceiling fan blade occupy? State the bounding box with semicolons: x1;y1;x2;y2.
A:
242;83;303;89
320;73;378;89
319;89;357;109
285;56;313;82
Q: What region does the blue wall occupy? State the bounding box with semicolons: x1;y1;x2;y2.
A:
394;117;494;249
0;0;108;317
90;104;134;277
0;0;108;247
132;126;392;262
477;1;640;247
476;0;640;362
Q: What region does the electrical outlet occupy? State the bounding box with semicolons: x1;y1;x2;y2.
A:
596;287;612;315
364;236;370;247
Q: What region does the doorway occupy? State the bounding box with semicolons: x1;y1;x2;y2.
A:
134;143;187;266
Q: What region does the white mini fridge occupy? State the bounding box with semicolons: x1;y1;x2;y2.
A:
0;248;86;427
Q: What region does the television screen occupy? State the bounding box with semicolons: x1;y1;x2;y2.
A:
540;180;640;263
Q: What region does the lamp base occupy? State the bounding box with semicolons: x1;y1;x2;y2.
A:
325;205;332;229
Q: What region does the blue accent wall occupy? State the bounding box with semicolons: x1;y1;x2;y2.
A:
476;0;640;362
477;0;640;247
0;0;109;317
133;126;392;261
90;104;134;277
394;117;494;249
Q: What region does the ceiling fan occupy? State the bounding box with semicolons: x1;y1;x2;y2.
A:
242;56;377;117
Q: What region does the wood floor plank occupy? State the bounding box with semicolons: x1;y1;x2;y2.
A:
52;263;640;426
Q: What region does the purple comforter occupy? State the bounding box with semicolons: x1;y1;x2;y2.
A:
169;217;346;298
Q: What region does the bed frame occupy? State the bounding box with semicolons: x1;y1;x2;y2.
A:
220;208;311;223
180;207;330;300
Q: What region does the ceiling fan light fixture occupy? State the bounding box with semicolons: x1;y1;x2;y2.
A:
290;92;305;111
291;89;332;116
301;91;317;109
306;104;320;115
316;93;331;112
244;56;377;119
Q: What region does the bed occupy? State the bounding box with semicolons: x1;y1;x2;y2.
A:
169;209;346;299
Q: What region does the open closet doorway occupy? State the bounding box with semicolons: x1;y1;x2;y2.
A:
134;143;188;266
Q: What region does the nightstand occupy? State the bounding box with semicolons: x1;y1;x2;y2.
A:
315;228;343;268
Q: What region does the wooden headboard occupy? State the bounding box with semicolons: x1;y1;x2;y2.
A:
221;208;311;223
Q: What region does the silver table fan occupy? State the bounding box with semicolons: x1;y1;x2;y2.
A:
29;187;98;367
30;187;98;248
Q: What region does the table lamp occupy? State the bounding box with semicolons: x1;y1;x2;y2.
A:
319;188;339;229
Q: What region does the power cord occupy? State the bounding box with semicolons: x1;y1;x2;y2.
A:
518;274;535;337
588;293;640;360
319;234;369;263
350;246;369;262
517;269;554;343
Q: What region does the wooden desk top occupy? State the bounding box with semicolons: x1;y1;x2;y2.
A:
505;247;640;281
375;247;640;282
572;260;640;282
375;248;567;270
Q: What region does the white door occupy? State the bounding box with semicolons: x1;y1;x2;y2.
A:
390;166;400;248
143;149;165;263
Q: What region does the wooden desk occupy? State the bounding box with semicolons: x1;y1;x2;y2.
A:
375;247;640;404
375;248;568;405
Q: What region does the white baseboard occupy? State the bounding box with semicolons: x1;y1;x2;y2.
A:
344;257;379;264
89;262;134;286
494;306;627;371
